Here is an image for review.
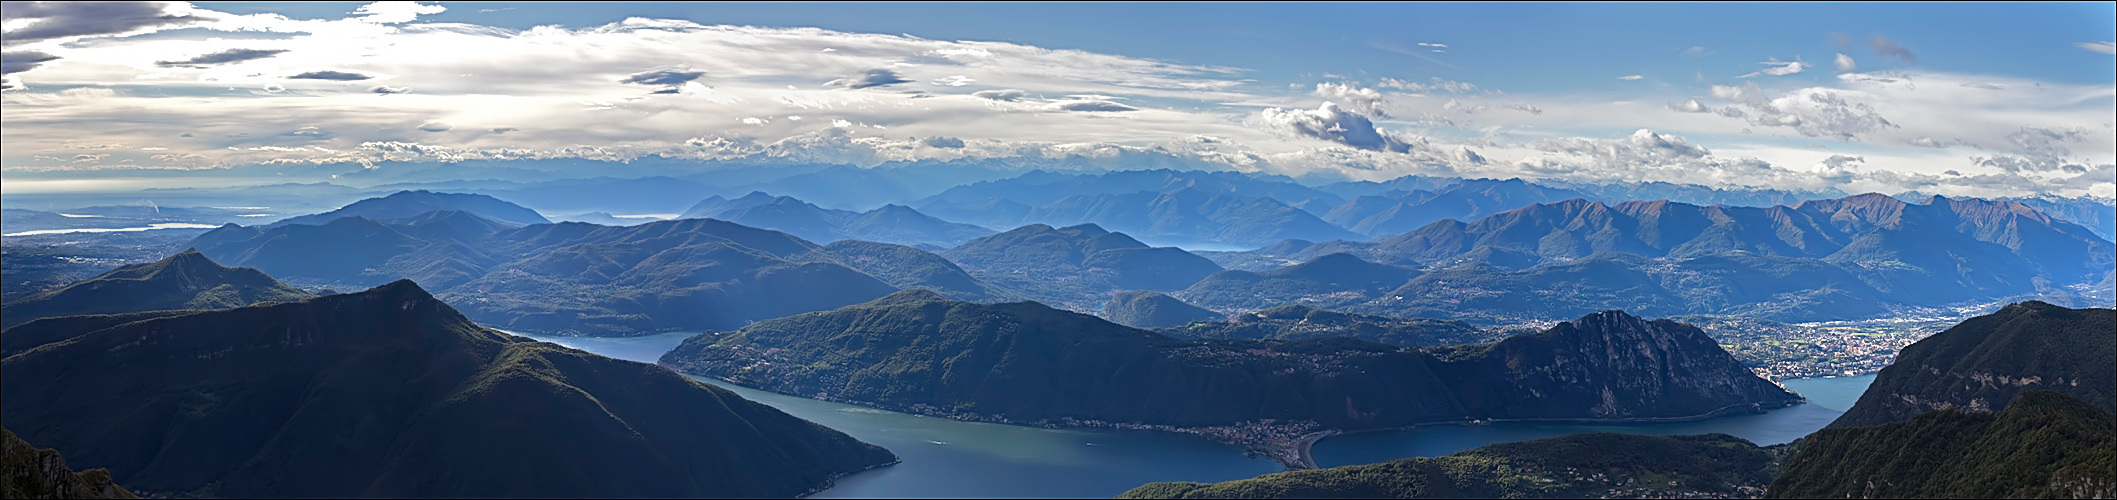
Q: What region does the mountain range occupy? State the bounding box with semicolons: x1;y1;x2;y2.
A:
679;191;994;247
0;249;311;329
268;190;549;227
661;290;1799;431
941;223;1225;310
0;279;896;498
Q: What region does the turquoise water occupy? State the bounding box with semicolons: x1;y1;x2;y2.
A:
1781;373;1879;411
519;331;1284;499
1311;374;1881;468
525;331;1882;496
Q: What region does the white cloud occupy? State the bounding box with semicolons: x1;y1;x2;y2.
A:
1668;99;1709;113
971;89;1028;101
1312;82;1386;116
350;2;446;24
1617;75;1643;81
1250;102;1417;153
825;68;911;89
1834;53;1856;72
2077;41;2117;55
1738;58;1807;78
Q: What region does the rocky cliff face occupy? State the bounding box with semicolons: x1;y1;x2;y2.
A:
1831;301;2115;428
1433;310;1803;419
1;428;134;499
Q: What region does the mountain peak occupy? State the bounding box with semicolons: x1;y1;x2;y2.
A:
1059;222;1110;235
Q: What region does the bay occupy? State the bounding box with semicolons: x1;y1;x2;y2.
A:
1310;374;1882;468
517;331;1285;499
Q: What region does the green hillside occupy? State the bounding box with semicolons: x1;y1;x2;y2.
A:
1102;291;1223;329
1157;304;1499;347
1770;390;2116;499
1;280;895;498
1831;301;2114;428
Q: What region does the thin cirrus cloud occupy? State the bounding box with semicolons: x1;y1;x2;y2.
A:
2079;41;2117;55
155;48;288;67
1617;75;1644;81
287;70;373;81
1738;59;1806;78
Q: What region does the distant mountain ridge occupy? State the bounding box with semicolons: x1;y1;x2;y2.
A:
268;190;549;227
679;192;994;247
940;223;1224;310
1101;290;1223;329
0;280;896;498
1157;304;1500;347
0;249;311;329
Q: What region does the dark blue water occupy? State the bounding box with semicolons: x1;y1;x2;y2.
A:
524;331;1881;496
1312;375;1880;468
519;331;1283;499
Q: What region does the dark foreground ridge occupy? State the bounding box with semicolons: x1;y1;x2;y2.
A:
2;428;135;499
1771;390;2117;499
1831;301;2115;428
1;279;895;498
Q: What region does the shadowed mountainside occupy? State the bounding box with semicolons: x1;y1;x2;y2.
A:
0;249;311;329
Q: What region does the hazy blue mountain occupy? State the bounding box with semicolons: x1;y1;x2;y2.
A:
548;212;664;226
1178;253;1418;312
1311;174;1459;200
805;240;1013;303
1195;239;1316;271
191;214;926;336
1157;304;1500;347
680;192;994;247
0;249;311;329
0;280;896;498
1546;179;1845;207
920;169;1347;209
2008;195;2117;241
1101;290;1223;328
269;190;549;227
1321;179;1593;238
484;176;714;215
663;291;1797;431
941;223;1223;310
1831;301;2114;428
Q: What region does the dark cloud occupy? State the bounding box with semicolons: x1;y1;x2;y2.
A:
367;85;410;94
0;50;60;74
0;1;206;46
417;121;453;132
972;89;1028;101
1053;100;1138;112
155;48;287;67
1868;35;1916;63
620;67;705;86
921;136;965;148
288;70;372;81
826;68;910;89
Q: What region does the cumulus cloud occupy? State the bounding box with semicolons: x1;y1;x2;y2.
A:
1867;35;1916;63
155;48;287;67
825;68;911;89
1668;99;1710;113
1617;75;1643;81
367;85;410;94
0;50;60;75
288;70;372;80
1251;102;1417;153
972;89;1028;101
1705;81;1894;139
1739;58;1807;78
620;66;706;86
2080;41;2117;55
0;1;206;46
1313;82;1386;116
1811;154;1864;183
1834;53;1856;72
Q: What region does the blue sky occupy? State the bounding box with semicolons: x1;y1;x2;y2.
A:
3;1;2113;198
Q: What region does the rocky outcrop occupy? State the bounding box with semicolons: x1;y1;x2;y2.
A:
1431;310;1804;419
2;428;134;499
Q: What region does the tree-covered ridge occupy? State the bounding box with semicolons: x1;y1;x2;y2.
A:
269;190;550;227
1102;290;1223;329
1831;301;2114;428
1156;304;1501;347
0;249;312;329
804;240;1014;303
1769;390;2116;499
0;280;895;498
660;290;1797;432
1119;433;1782;499
2;428;135;499
1177;253;1418;312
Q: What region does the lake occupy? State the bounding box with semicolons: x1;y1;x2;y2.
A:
1311;374;1880;468
518;331;1285;499
522;331;1881;497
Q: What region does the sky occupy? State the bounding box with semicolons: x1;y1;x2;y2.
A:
2;1;2113;198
